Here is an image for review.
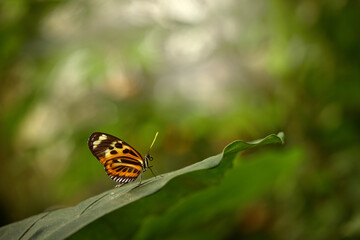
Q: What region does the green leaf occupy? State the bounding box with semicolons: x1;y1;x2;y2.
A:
0;132;285;240
134;148;301;240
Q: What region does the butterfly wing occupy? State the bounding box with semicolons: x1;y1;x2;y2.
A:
88;132;144;183
104;158;142;183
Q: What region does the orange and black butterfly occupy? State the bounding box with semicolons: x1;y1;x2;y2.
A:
88;132;158;185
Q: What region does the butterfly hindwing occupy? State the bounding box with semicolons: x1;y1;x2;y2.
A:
88;132;144;183
104;158;142;183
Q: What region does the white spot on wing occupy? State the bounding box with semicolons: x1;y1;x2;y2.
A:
92;134;107;149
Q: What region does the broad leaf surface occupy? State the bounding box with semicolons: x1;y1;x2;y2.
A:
0;132;285;240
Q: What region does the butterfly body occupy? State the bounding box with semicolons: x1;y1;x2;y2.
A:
88;132;153;184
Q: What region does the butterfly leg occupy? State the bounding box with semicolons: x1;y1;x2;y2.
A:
149;166;160;178
137;171;143;186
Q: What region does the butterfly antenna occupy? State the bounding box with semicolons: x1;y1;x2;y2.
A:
147;132;158;154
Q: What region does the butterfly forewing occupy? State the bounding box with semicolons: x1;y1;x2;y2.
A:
88;132;144;184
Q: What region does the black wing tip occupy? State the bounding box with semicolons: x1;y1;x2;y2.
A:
88;132;98;149
88;132;106;151
89;132;105;138
88;132;122;152
89;132;120;140
88;132;107;144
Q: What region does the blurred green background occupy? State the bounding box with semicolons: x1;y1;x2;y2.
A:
1;0;359;239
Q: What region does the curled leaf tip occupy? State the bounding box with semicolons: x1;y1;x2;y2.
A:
277;132;285;144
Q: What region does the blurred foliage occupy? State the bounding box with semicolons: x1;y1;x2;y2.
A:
0;0;360;239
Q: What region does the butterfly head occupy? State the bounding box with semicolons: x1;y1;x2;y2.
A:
145;153;153;161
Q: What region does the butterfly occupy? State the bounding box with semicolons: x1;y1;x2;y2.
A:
88;132;158;185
